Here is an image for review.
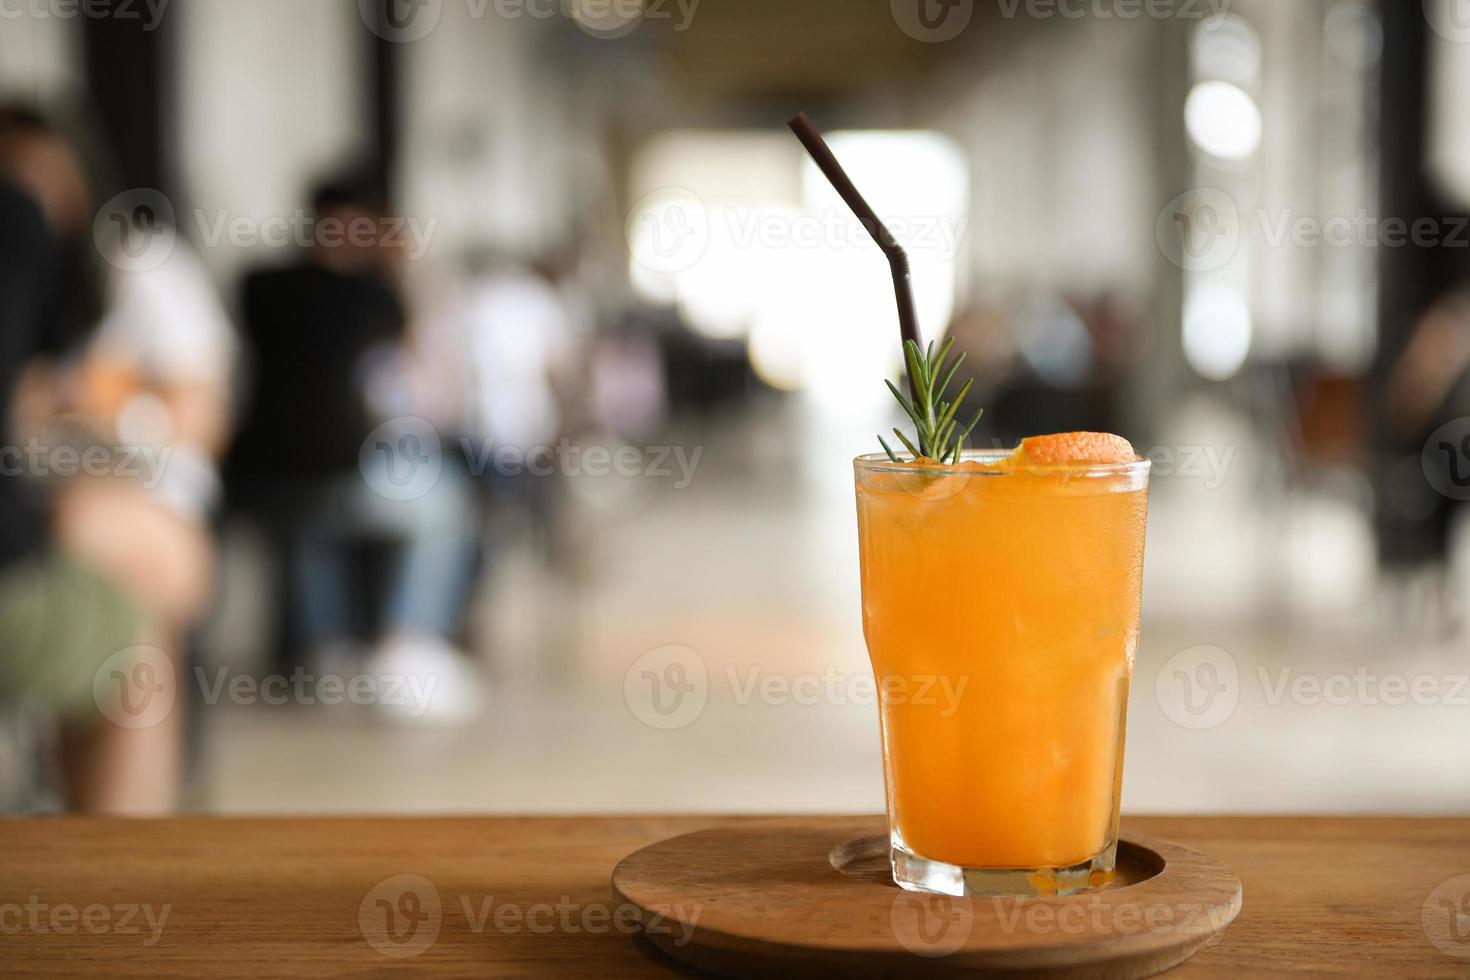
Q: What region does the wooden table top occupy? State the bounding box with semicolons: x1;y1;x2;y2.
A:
0;815;1466;978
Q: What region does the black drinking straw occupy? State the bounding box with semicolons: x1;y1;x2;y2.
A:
787;111;923;401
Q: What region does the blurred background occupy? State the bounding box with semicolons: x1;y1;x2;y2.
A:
0;0;1464;816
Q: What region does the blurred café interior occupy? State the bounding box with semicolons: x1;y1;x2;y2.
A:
0;0;1465;816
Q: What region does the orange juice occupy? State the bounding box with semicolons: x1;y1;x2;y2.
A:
854;449;1148;895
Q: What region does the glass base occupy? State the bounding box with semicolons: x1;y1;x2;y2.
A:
891;834;1118;897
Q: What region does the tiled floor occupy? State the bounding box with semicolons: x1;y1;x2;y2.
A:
196;401;1470;815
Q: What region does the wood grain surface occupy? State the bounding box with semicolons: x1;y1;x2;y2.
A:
611;819;1243;979
0;815;1466;978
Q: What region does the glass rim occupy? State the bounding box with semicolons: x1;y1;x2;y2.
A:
854;448;1152;479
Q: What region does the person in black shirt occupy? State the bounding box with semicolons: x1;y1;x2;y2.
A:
228;175;478;720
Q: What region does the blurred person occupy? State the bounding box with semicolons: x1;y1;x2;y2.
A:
461;248;583;465
0;106;207;813
1380;288;1470;630
228;173;479;722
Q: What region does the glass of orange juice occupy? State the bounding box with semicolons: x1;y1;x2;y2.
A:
854;447;1150;897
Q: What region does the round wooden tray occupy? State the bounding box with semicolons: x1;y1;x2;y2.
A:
611;818;1241;979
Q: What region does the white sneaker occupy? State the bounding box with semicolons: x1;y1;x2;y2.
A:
362;633;484;724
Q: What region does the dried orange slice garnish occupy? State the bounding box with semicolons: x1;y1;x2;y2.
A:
1017;431;1135;464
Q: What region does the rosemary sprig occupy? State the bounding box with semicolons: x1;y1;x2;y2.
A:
877;337;983;465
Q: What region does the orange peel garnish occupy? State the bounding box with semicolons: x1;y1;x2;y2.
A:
1017;432;1135;464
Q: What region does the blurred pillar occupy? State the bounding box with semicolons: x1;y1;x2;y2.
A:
83;12;173;198
1374;0;1469;567
364;0;402;196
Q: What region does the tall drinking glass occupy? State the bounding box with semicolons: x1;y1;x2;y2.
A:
854;449;1150;897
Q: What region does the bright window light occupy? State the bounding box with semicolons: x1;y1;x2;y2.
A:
1183;282;1251;380
1185;81;1262;161
627;129;968;409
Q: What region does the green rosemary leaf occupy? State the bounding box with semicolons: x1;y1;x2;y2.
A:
891;427;921;459
933;335;955;372
935;379;971;433
935;349;966;401
956;408;983;449
877;336;986;466
903;341;925;398
885;379;926;431
877;434;899;463
934;417;956;460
